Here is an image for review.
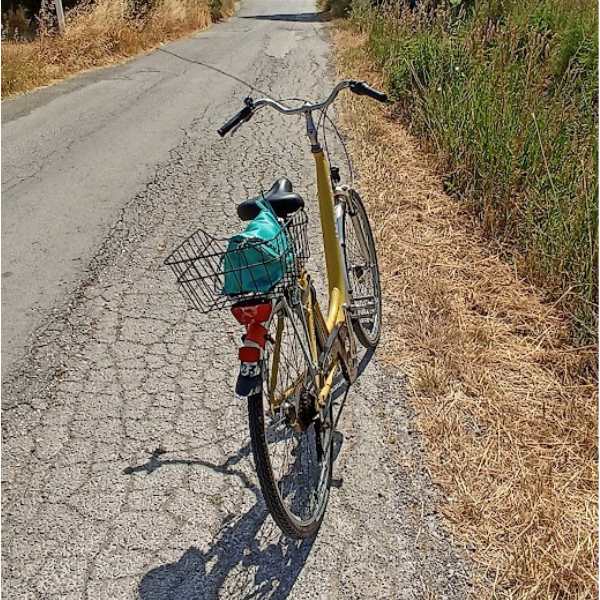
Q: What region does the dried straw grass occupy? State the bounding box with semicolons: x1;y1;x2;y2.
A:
333;25;598;599
2;0;234;97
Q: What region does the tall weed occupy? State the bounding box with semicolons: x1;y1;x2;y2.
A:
351;0;598;339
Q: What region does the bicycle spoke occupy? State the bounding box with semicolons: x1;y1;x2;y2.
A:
258;298;331;525
343;192;382;348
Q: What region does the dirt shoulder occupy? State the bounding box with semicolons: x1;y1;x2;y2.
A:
333;25;598;599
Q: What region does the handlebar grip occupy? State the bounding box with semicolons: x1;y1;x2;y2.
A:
350;81;388;103
217;101;254;137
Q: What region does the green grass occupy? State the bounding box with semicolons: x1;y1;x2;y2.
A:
348;0;598;340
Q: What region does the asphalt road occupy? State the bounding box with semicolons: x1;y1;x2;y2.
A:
2;1;471;598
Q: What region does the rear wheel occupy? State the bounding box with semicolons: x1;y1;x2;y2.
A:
342;190;382;348
247;298;333;538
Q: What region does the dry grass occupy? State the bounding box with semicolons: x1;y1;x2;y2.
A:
2;0;235;97
333;25;598;599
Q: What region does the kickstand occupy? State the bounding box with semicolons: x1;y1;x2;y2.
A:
332;385;350;432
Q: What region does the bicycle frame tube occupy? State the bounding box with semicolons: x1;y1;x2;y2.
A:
313;149;346;332
265;151;353;411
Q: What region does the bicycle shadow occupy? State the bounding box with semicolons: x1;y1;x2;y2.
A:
135;349;375;599
134;443;316;600
331;346;375;403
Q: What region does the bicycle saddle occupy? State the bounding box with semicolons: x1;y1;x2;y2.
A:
238;177;305;221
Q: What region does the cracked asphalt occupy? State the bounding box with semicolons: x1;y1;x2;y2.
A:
2;1;472;598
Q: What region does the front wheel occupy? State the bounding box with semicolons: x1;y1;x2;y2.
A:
342;190;382;349
248;299;333;538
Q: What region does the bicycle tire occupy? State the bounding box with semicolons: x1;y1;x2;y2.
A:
248;392;332;538
342;189;382;348
247;300;333;539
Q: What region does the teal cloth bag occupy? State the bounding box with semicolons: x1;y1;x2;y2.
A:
222;200;291;296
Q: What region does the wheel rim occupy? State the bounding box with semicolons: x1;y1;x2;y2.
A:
344;202;381;344
262;305;332;527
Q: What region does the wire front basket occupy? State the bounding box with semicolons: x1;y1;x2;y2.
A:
165;210;309;313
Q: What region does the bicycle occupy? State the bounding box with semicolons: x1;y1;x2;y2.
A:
165;80;386;538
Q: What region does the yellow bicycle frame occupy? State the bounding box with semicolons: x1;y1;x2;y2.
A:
268;148;348;410
313;149;347;333
311;148;355;404
268;114;355;411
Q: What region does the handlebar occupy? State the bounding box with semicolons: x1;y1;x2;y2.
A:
349;80;388;103
217;80;388;137
217;97;254;137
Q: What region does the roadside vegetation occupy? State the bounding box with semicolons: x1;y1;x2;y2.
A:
2;0;235;97
329;3;597;599
326;0;598;341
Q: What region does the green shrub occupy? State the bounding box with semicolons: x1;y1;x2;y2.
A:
352;0;598;339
